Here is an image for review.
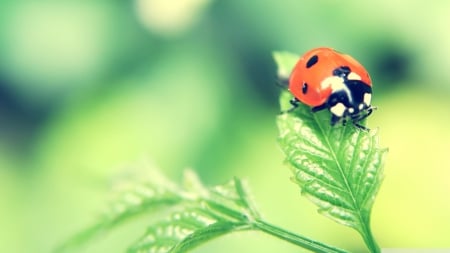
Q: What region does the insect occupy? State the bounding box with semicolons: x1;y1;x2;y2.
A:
287;47;374;130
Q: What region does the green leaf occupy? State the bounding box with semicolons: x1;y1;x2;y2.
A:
55;169;261;253
272;51;299;80
54;169;184;253
128;208;250;253
274;52;387;253
56;166;350;253
127;172;257;253
128;171;348;253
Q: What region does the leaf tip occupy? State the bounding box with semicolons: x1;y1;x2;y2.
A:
272;51;299;80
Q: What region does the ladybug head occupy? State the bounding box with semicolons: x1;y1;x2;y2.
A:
324;69;373;125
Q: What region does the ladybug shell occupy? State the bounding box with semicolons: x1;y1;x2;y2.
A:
289;47;372;107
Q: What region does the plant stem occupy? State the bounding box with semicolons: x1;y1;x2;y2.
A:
253;219;350;253
360;215;380;253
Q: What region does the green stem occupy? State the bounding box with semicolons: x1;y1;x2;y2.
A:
253;219;349;253
360;215;380;253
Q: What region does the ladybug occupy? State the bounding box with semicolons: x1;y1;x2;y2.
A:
287;47;374;130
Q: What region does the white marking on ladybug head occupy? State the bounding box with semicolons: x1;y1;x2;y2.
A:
364;93;372;105
359;103;364;110
330;77;346;91
347;72;361;80
321;76;344;90
348;107;355;114
330;103;346;117
321;76;353;103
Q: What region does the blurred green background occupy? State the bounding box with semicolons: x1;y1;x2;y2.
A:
1;0;450;252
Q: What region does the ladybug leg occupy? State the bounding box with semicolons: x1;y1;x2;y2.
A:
353;122;369;131
366;106;376;117
350;106;377;131
281;97;300;114
352;106;376;122
330;114;342;126
311;103;328;113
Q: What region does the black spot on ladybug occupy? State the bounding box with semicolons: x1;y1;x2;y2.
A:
333;66;351;78
302;82;308;94
306;55;318;68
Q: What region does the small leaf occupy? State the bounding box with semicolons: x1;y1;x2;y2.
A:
167;221;249;253
128;207;250;253
272;51;299;80
274;52;387;253
127;173;257;253
56;167;349;253
54;169;184;253
55;168;258;253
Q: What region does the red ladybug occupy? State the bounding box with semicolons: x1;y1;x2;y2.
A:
288;47;374;129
